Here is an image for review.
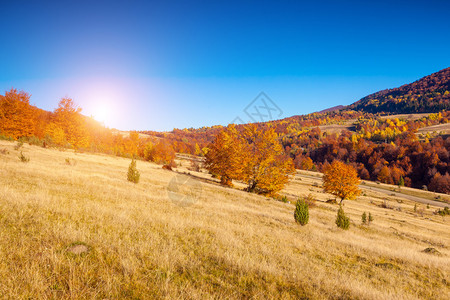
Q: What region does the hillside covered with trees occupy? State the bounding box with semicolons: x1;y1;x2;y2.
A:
348;67;450;113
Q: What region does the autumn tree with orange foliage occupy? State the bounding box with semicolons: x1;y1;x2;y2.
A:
205;124;294;195
204;125;244;186
124;131;140;157
153;140;176;166
46;98;89;148
240;124;295;195
323;160;361;204
295;156;314;170
0;89;35;139
143;140;176;166
429;172;450;194
377;166;392;184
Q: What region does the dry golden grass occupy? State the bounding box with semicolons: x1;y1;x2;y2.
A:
0;140;449;299
417;123;450;136
111;130;153;139
361;180;450;205
317;124;355;135
379;113;430;121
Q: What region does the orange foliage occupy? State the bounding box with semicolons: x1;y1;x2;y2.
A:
300;157;314;170
323;160;361;203
0;89;35;139
377;166;392;184
143;140;176;166
204;125;244;186
205;124;294;195
48;98;89;148
428;172;450;194
240;124;295;195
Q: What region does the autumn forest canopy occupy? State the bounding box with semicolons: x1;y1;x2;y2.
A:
1;67;449;194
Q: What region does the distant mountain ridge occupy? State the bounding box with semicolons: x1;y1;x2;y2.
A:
348;67;450;113
316;105;345;114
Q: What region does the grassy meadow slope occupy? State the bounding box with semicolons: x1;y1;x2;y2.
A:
0;140;449;299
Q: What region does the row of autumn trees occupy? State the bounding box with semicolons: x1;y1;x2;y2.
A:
204;125;362;201
0;88;295;195
0;88;177;165
0;89;88;148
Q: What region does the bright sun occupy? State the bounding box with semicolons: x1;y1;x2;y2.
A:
85;81;121;127
89;100;114;126
92;105;110;123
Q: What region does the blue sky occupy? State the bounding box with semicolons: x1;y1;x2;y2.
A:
1;0;449;131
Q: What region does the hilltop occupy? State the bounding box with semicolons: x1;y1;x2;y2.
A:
348;67;450;113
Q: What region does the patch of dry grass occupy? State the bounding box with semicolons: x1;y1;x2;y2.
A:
379;113;430;120
317;124;355;135
416;123;450;141
0;140;449;299
362;180;450;204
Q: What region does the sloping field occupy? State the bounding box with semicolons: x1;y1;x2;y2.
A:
379;113;430;120
0;140;449;299
112;130;153;139
316;124;355;134
417;123;450;136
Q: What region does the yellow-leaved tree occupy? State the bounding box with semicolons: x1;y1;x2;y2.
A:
48;98;89;148
205;124;294;196
44;122;67;146
240;124;295;195
322;160;361;204
205;124;244;186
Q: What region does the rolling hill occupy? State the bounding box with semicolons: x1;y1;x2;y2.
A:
348;67;450;113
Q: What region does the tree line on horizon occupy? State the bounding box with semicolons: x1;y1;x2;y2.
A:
0;88;177;166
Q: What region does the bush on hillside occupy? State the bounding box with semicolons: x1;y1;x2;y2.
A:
336;205;350;230
294;199;309;226
127;158;140;183
18;151;30;162
303;193;316;207
361;212;367;225
65;158;77;166
436;207;450;216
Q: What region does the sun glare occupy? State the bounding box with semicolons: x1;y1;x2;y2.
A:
91;103;111;124
84;83;120;127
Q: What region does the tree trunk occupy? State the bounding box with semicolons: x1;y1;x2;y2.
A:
247;180;257;192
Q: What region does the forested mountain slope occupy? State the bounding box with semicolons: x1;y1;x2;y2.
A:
349;67;450;113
